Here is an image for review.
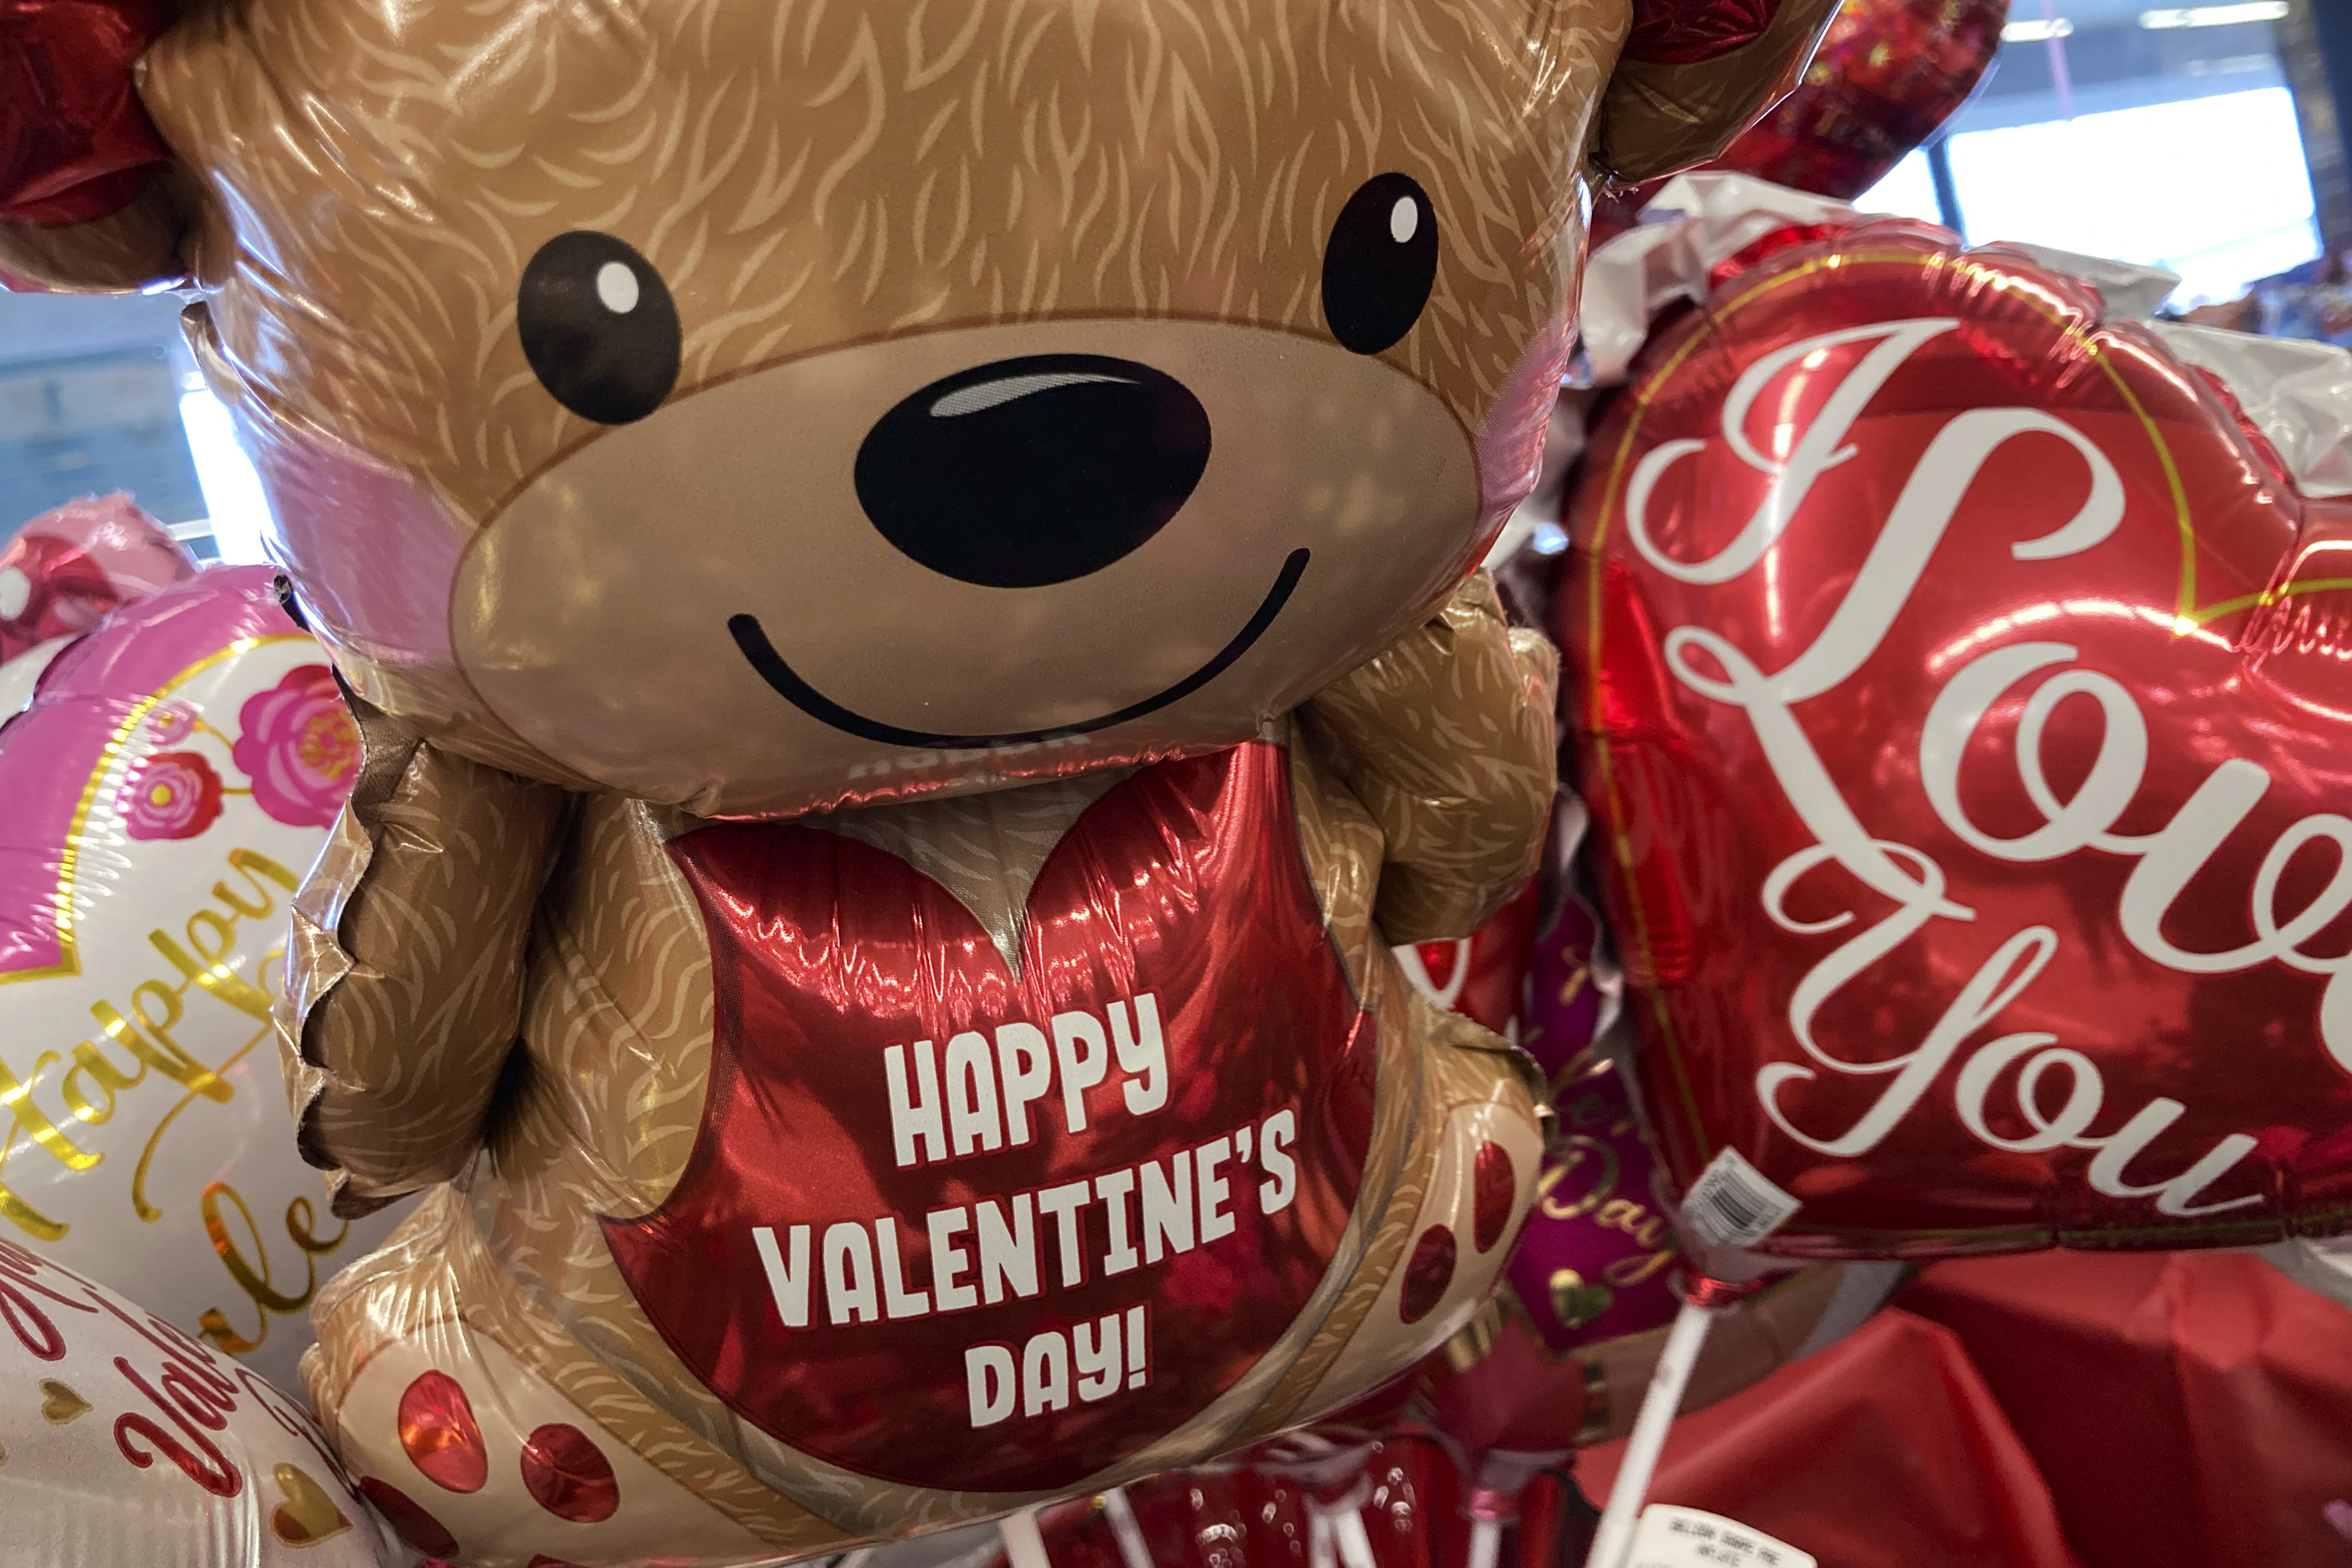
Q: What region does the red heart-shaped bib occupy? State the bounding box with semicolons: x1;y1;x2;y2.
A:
604;742;1374;1490
1563;227;2352;1258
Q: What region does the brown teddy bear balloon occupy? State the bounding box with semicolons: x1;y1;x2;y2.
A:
2;2;1832;1563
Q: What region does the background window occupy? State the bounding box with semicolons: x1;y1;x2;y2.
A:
0;292;275;562
1860;0;2326;307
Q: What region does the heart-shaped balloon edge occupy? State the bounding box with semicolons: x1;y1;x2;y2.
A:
0;568;305;984
1569;223;2352;1252
1580;225;2305;644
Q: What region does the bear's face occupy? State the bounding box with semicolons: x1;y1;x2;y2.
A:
145;0;1620;815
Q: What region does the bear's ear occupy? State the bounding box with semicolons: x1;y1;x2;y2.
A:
0;0;191;292
1595;0;1843;183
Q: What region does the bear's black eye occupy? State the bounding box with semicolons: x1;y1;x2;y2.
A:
1320;173;1438;356
517;231;681;425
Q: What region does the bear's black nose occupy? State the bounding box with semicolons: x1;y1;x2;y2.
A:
854;354;1213;588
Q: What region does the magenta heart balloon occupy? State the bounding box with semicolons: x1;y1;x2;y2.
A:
1508;897;1682;1356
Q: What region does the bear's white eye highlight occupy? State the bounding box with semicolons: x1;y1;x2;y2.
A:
1388;198;1418;245
597;261;641;314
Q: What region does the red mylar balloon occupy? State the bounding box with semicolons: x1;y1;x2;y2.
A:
1711;0;2009;199
1413;810;1899;1483
0;0;176;225
985;1436;1599;1568
1623;0;1781;66
0;1240;404;1568
0;492;195;662
1561;221;2352;1260
1203;887;1547;1519
1396;878;1544;1044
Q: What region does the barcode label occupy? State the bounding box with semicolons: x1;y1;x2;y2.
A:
1680;1148;1799;1248
1630;1506;1814;1568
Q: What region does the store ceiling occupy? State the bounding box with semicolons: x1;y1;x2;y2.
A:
2022;0;2284;31
2042;0;2171;21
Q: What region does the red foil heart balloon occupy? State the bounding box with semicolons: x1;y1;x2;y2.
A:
1590;0;2006;243
1561;223;2352;1258
983;1436;1599;1568
1711;0;2009;199
0;0;176;224
0;492;194;662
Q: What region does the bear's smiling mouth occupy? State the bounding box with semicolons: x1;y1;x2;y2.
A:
727;548;1310;750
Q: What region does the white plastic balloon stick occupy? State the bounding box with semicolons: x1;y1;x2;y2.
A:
1001;1508;1053;1568
1330;1496;1377;1568
1102;1486;1154;1568
1308;1504;1337;1568
1581;1298;1718;1568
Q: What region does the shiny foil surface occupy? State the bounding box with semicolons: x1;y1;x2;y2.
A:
78;0;1621;818
0;0;1856;1555
1711;0;2009;200
0;0;172;223
993;1436;1598;1568
0;492;195;663
0;1240;401;1568
1622;0;1782;64
608;744;1373;1493
1562;223;2352;1257
1416;844;1893;1457
278;576;1552;1567
1393;879;1543;1044
1598;0;1844;184
1508;895;1679;1355
0;568;407;1388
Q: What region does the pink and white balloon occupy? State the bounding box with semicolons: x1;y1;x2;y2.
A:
0;567;408;1390
1;493;198;664
0;1239;401;1567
